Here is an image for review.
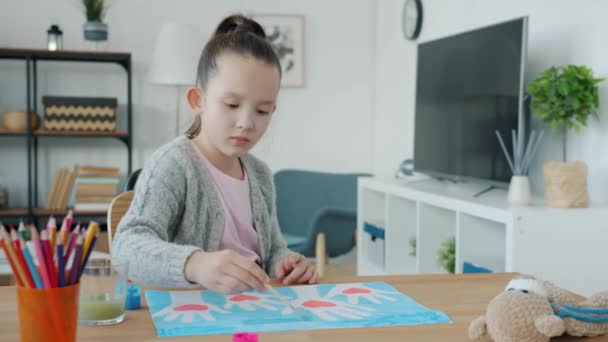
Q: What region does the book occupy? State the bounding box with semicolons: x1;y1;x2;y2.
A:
74;203;111;211
74;165;119;177
49;168;68;209
45;169;62;209
57;170;76;209
74;196;116;204
75;183;118;197
75;177;120;185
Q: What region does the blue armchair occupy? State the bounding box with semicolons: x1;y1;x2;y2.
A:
273;170;371;259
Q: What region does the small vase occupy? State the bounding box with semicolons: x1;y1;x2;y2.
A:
84;21;108;41
508;176;532;205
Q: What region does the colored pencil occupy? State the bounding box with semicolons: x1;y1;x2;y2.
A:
56;240;65;287
59;221;68;248
48;217;57;258
69;236;84;285
11;228;21;250
17;221;26;241
22;242;43;289
10;230;35;288
1;219;97;290
0;227;29;288
41;231;58;288
77;231;98;281
62;211;73;244
59;211;73;247
64;224;80;261
30;228;51;288
0;229;24;286
81;221;98;264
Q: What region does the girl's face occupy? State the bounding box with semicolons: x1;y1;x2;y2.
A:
189;52;280;159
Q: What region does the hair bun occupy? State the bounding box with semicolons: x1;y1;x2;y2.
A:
214;14;266;39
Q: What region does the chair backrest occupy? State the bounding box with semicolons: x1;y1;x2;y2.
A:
273;170;369;237
124;168;142;192
106;190;134;253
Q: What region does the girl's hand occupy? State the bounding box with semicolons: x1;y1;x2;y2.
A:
274;254;318;285
185;250;270;294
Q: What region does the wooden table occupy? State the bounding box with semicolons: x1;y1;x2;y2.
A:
0;273;605;341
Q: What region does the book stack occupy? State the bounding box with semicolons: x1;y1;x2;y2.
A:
73;166;120;212
45;168;77;210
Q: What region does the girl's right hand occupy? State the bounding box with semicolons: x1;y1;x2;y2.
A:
184;250;270;294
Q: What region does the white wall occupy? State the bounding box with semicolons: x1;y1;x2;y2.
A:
0;0;377;207
5;0;608;209
374;0;608;202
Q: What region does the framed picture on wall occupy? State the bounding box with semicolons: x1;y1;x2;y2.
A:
252;14;305;88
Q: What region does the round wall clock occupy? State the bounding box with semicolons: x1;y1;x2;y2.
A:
402;0;423;41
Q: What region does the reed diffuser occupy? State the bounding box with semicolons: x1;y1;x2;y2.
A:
496;129;544;205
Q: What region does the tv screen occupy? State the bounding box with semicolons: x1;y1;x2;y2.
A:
414;17;527;183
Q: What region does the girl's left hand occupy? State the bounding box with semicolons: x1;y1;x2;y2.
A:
274;254;318;285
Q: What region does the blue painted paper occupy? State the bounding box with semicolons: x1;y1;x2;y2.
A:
145;282;451;337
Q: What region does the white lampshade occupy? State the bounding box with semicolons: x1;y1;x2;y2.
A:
148;23;202;85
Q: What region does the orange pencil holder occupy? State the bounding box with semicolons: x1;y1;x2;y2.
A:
17;284;80;342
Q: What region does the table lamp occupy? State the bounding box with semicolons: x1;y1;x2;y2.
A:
148;23;201;136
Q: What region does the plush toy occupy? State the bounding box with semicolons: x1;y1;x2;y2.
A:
469;277;608;342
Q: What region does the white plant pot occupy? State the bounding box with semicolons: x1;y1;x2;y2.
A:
84;21;108;41
508;176;532;206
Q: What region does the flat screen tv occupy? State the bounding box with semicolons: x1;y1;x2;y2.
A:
414;17;528;183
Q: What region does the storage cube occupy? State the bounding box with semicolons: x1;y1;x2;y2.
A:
42;96;118;132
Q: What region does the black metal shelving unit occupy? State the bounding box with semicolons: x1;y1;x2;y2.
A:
0;48;132;224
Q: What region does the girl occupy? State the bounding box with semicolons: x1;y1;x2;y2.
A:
112;14;318;293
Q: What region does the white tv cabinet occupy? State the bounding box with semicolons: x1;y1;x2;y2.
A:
357;177;608;296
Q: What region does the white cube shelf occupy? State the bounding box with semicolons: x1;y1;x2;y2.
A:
357;177;608;296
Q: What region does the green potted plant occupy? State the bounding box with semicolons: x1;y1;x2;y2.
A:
527;65;604;208
408;237;416;257
82;0;109;42
437;236;455;274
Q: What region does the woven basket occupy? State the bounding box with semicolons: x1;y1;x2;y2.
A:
543;161;589;208
42;96;117;132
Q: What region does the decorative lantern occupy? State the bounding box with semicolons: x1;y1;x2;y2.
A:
47;25;63;51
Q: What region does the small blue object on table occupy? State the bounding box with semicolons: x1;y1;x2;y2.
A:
463;262;493;274
124;284;141;310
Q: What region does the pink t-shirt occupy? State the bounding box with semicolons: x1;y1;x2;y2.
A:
192;142;261;264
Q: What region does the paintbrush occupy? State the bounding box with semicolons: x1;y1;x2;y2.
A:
264;283;309;319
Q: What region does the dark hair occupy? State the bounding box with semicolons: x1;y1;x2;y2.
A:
186;14;282;139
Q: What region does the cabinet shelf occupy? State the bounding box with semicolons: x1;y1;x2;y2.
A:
0;47;132;224
0;208;107;218
32;208;107;217
34;130;129;138
357;177;608;296
0;48;130;66
0;129;27;136
0;129;129;138
0;209;29;217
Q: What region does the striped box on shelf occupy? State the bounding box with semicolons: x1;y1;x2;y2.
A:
42;96;118;132
74;166;121;212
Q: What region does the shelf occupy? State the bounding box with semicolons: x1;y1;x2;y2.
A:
0;208;106;217
0;209;29;217
1;46;132;222
33;209;107;217
358;177;608;296
0;48;130;65
0;129;27;136
33;130;129;138
0;129;129;138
